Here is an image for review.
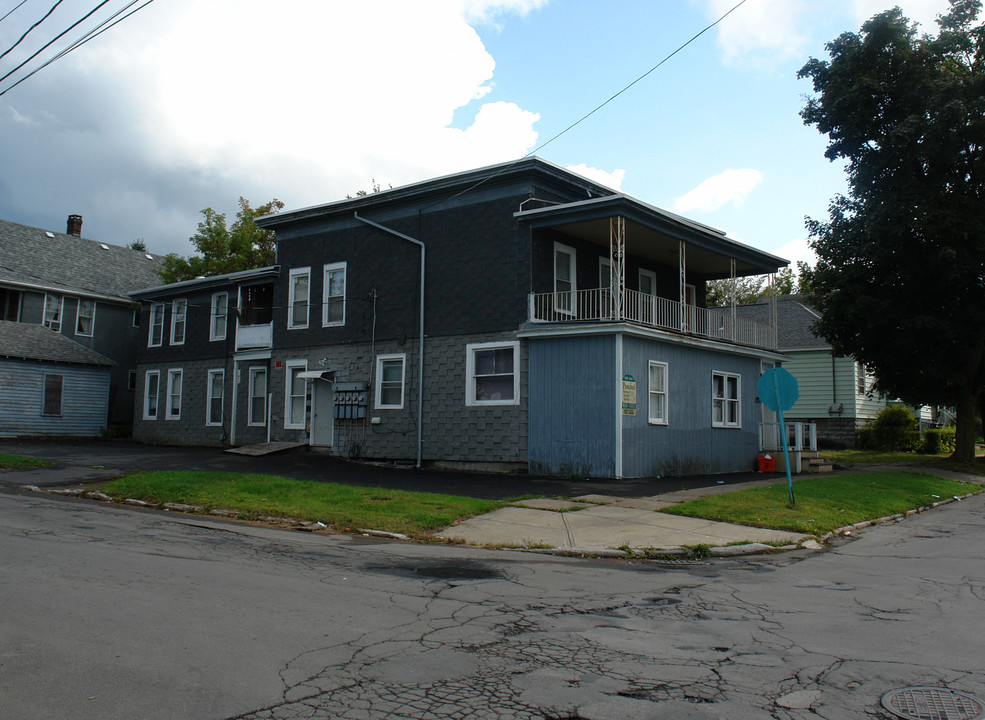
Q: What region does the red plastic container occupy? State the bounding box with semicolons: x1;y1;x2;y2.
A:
757;455;775;473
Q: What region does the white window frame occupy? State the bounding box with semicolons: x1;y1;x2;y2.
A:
466;341;520;407
75;298;95;337
143;370;160;420
648;361;668;425
712;371;741;428
288;267;310;329
132;308;140;328
42;374;63;416
284;360;308;429
43;294;63;332
149;302;164;347
210;292;228;341
206;369;224;426
553;242;577;316
166;368;183;420
248;367;267;427
375;353;406;410
322;262;346;327
170;299;187;345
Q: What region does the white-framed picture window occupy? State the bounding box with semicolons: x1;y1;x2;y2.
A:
323;262;346;326
210;292;228;341
375;353;406;409
43;294;63;332
149;302;164;347
466;341;519;406
75;299;95;337
712;371;741;428
206;369;224;426
143;370;160;420
284;361;308;429
288;268;310;329
42;374;63;416
248;367;267;426
166;368;183;420
553;242;576;315
170;299;187;345
648;361;668;425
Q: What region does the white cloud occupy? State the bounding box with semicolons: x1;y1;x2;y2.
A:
566;164;625;192
463;0;548;24
850;0;952;30
703;0;810;65
671;169;762;214
773;237;817;269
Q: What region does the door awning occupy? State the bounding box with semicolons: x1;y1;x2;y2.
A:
297;370;335;381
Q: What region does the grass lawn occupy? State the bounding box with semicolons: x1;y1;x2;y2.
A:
0;453;54;471
662;472;982;536
823;449;985;476
100;471;503;538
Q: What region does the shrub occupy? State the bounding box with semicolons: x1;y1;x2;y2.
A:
855;426;876;449
921;427;956;455
872;405;919;452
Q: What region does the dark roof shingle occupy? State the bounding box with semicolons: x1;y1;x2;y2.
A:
0;320;113;366
734;295;829;350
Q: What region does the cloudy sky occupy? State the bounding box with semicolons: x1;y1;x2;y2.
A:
0;0;955;269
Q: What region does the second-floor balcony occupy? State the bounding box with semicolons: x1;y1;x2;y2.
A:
529;287;777;350
235;322;272;350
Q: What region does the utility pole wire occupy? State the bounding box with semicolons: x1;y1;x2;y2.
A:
0;0;64;61
0;0;30;26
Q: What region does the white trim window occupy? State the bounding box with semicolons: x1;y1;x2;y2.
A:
206;369;224;426
466;341;519;406
43;294;63;332
210;292;228;341
712;371;741;428
323;262;346;326
170;299;187;345
288;268;310;329
648;361;668;425
42;374;63;416
284;361;308;429
375;354;406;409
166;368;183;420
149;302;164;347
75;299;95;337
553;242;576;315
143;370;160;420
248;367;267;426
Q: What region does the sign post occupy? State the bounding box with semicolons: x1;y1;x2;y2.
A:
756;367;800;505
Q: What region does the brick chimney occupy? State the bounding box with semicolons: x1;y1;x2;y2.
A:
67;214;82;236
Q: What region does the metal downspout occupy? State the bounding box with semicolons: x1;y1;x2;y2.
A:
353;211;425;469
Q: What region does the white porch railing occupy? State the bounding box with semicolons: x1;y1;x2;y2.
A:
528;288;777;350
759;422;817;453
235;322;273;350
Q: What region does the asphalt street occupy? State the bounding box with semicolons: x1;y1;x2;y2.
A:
2;483;983;719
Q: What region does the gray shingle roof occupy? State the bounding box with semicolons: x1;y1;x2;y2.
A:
0;218;163;301
734;295;829;350
0;320;113;366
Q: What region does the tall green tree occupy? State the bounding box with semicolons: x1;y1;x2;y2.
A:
705;267;795;307
158;197;285;283
799;0;985;462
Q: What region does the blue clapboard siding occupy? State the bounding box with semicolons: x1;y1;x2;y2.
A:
621;335;762;477
528;335;616;477
0;360;110;437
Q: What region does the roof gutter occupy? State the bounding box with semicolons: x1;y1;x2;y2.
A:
353;211;425;469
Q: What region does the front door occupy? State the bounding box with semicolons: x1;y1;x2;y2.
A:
309;378;334;447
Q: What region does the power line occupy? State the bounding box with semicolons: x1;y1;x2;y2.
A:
0;0;30;26
0;0;64;62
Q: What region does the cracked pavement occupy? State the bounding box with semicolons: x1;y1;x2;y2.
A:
2;486;983;720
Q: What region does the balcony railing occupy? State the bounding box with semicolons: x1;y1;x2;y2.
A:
528;288;776;350
759;422;817;453
236;322;273;350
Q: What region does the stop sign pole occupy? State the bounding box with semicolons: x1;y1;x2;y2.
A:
757;368;800;505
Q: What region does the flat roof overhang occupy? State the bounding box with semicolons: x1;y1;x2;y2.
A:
515;195;788;279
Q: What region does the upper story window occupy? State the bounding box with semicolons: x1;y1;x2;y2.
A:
639;269;656;296
1;288;21;322
240;284;273;326
553;242;576;315
323;262;346;327
375;354;406;409
149;302;164;347
43;294;63;332
288;268;310;329
466;341;519;406
170;299;187;345
712;371;741;428
210;292;228;341
648;361;668;425
75;299;95;337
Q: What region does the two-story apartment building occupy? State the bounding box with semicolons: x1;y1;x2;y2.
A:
132;158;787;477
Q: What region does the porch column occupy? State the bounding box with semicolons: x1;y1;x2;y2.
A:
769;272;778;349
729;257;737;341
679;241;687;329
609;216;625;321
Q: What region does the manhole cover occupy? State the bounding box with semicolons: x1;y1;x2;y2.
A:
881;687;985;720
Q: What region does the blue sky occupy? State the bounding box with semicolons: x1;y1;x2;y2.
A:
0;0;954;270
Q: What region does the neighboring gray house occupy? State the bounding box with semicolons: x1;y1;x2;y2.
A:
0;216;163;433
0;320;113;437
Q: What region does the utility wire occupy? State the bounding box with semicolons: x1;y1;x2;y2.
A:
0;0;64;61
0;0;30;26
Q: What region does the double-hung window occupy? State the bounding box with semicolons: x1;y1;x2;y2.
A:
648;361;668;425
323;262;346;326
712;371;741;428
375;354;406;409
639;269;658;325
75;299;95;336
206;369;224;426
149;302;164;347
42;374;63;416
288;268;310;329
166;369;183;420
170;299;187;345
466;341;519;406
210;292;228;341
43;294;63;332
553;243;576;315
144;370;160;420
248;367;267;426
284;361;308;429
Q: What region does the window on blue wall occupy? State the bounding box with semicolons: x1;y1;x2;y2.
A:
207;369;224;426
323;262;346;327
375;354;406;409
170;299;187;345
466;341;519;406
43;294;62;332
288;268;310;329
249;367;267;426
210;293;228;341
648;361;668;425
42;374;63;416
75;299;95;337
144;370;160;420
149;303;164;347
166;369;183;420
712;371;741;428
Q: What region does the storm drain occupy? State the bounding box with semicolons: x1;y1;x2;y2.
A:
881;687;985;720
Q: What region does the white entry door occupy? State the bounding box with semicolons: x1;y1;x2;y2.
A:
309;379;334;447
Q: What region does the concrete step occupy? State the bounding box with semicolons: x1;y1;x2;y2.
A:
805;458;833;473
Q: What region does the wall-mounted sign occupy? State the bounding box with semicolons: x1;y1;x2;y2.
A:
622;374;637;416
